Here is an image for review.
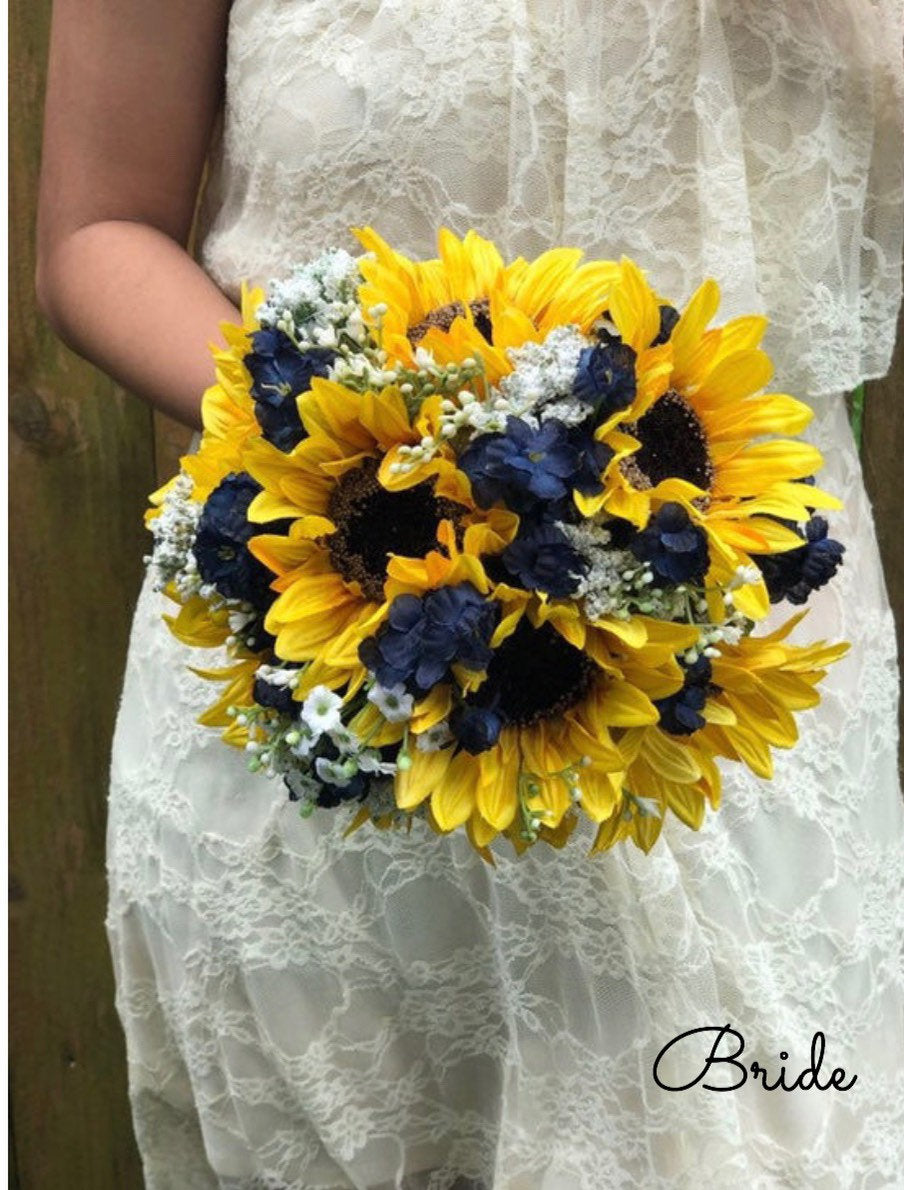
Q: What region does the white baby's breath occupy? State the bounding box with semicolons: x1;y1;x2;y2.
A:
414;721;454;752
367;683;415;723
145;472;203;594
301;686;344;735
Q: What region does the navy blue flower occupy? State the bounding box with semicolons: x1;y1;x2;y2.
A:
311;738;370;808
253;673;297;714
573;338;637;421
193;473;283;608
358;583;499;696
603;516;638;550
314;777;367;808
651;304;680;347
569;422;614;497
450;703;504;754
501;522;588;596
242;615;278;655
753;516;845;605
655;657;713;735
458;416;582;512
244;329;335;451
630;502;709;585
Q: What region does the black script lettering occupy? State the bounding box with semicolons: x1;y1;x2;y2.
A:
653;1024;747;1092
654;1027;858;1092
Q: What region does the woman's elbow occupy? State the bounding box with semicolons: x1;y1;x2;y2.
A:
34;232;90;350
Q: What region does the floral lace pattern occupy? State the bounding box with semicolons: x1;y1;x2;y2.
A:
107;2;904;1186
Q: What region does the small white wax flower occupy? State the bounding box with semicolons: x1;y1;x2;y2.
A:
228;610;255;633
286;769;324;802
357;750;398;775
414;721;454;752
329;723;357;751
315;756;355;787
289;731;316;759
729;564;762;590
367;682;415;723
301;685;344;735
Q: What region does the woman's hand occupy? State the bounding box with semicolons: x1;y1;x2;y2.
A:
36;0;238;429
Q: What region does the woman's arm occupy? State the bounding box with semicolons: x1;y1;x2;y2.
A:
36;0;237;429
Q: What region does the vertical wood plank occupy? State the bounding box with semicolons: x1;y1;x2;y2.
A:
9;1;151;1185
153;409;195;488
862;302;904;781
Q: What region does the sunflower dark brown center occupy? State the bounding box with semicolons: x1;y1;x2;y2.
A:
325;457;464;601
408;298;493;345
621;390;714;492
474;618;595;727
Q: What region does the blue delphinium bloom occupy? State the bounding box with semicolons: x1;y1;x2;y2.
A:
253;671;298;714
307;738;370;808
569;422;614;497
458;416;581;512
754;516;845;605
602;516;639;550
630;502;709;585
193;472;285;607
244;328;335;451
242;615;278;655
450;703;504;754
501;522;588;596
655;656;713;735
358;583;499;696
651;304;680;347
573;337;637;421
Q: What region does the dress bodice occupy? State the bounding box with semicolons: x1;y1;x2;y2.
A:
199;0;903;399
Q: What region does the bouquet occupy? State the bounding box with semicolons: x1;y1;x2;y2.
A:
146;229;848;859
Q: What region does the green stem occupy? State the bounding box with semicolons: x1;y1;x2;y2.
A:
849;384;864;453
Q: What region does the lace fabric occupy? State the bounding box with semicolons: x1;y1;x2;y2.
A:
199;0;903;400
107;2;904;1186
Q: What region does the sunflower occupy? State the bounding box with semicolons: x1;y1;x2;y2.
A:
576;260;842;619
598;611;850;853
360;585;700;854
146;283;264;528
354;226;620;384
243;377;518;694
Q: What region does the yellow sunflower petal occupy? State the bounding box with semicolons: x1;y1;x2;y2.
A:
395;745;453;811
475;729;520;831
577;768;624;823
609;257;661;352
711;441;825;496
641;728;703;783
163;596;230;648
430;750;479;831
670;279;721;386
663;782;707;830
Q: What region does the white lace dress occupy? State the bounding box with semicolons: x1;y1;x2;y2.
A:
106;3;904;1187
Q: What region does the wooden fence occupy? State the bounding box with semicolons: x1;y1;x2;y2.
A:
8;3;904;1187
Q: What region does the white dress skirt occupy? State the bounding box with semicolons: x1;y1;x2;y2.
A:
106;2;904;1187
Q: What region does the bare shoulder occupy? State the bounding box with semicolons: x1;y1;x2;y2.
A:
38;0;232;255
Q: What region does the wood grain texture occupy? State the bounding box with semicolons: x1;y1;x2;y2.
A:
862;301;904;781
153;409;195;489
9;1;150;1185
